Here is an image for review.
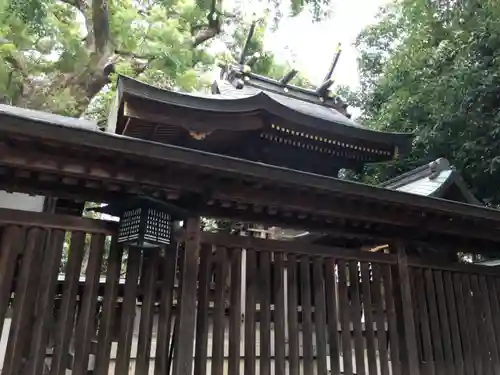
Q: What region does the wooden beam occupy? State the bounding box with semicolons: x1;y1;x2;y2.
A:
173;217;201;375
0;208;117;234
194;232;398;264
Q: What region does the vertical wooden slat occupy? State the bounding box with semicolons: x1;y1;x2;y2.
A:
470;274;493;375
488;277;500;372
479;275;500;374
212;246;228;375
135;248;160;375
115;247;142;375
73;233;105;375
228;248;243;375
424;269;443;372
313;257;328;375
0;226;23;335
453;273;475;375
50;231;86;375
273;252;286;375
338;259;353;375
360;263;377;375
434;270;455;375
442;271;464;375
325;258;340;375
2;228;44;375
372;264;389;375
348;261;365;375
286;254;300;375
25;229;65;375
300;255;314;375
462;274;482;375
414;268;434;375
260;251;272;375
244;249;257;375
155;244;179;375
95;240;124;375
193;244;211;375
383;264;400;375
173;217;201;375
395;245;419;375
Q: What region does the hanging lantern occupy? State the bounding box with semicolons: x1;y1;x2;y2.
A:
88;196;184;248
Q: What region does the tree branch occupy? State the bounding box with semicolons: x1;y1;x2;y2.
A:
92;0;111;55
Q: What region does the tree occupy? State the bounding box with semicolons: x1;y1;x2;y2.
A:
349;0;500;204
0;0;327;123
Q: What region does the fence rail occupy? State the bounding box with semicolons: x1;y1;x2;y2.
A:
1;210;499;375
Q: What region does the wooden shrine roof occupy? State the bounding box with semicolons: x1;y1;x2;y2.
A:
380;158;481;205
114;75;412;154
0;104;500;246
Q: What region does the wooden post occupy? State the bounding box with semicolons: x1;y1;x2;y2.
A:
173;216;201;375
396;242;420;375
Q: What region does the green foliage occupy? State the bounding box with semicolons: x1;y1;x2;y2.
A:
1;0;322;122
350;0;500;204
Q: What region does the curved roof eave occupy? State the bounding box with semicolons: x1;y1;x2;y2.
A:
117;75;413;150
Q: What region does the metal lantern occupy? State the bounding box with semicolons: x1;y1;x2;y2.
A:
117;204;172;247
88;196;183;248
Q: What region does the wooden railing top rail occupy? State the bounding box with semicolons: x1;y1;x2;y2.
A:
408;256;500;277
198;231;398;264
0;208;117;235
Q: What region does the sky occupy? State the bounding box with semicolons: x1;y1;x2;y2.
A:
263;0;389;90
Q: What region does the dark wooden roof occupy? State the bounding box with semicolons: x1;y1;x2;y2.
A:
0;104;500;247
112;76;413;172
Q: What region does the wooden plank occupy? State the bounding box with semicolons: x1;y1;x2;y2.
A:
488;277;500;372
313;257;328;375
337;259;353;375
155;244;179;375
244;249;257;375
348;261;365;375
2;228;44;375
479;275;500;374
115;247;142;375
135;248;159;375
50;231;86;375
0;226;23;335
453;273;475;375
172;216;201;375
424;269;443;374
300;255;314;375
228;248;243;375
414;268;434;375
407;257;500;277
211;246;228;375
73;233;105;375
286;253;300;375
325;258;341;375
0;208;116;234
382;264;400;375
470;274;493;375
199;232;397;264
434;270;455;375
443;271;464;375
260;251;272;375
24;229;65;375
372;264;389;375
193;244;211;375
360;262;377;375
461;274;482;375
94;240;124;375
273;252;286;375
395;245;419;375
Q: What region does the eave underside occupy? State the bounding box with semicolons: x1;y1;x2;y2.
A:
0;112;500;252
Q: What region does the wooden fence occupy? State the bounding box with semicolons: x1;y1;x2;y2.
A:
1;209;500;375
